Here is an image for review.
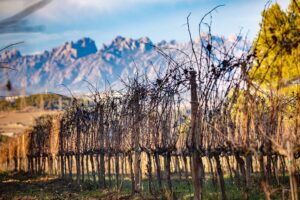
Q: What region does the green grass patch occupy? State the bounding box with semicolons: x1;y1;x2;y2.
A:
0;171;293;200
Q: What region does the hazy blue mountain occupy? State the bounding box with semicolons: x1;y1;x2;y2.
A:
0;35;244;95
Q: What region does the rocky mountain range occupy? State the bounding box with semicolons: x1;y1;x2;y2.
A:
0;35;242;96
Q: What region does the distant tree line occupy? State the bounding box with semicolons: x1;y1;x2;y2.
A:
0;93;71;111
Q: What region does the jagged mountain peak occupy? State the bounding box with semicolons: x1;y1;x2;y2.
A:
138;36;151;44
101;36;153;55
0;49;22;61
51;37;97;60
157;39;178;47
0;35;243;95
70;37;97;54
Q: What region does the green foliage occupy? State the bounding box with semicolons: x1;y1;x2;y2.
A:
250;0;300;91
0;172;289;200
0;100;13;111
0;135;8;143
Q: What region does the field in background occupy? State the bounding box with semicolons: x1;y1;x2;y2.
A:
0;110;58;138
0;93;70;139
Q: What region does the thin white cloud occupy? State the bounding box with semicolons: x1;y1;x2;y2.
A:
32;0;193;22
0;0;25;18
58;0;185;11
1;0;179;22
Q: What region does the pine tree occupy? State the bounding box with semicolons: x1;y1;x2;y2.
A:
251;1;300;91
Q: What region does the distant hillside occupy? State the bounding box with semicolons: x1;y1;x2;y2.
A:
0;93;71;111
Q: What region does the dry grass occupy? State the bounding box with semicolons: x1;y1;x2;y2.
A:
0;110;58;137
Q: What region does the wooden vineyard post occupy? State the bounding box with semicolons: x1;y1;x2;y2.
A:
133;88;141;193
189;70;203;200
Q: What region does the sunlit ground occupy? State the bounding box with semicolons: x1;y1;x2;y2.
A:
0;171;291;200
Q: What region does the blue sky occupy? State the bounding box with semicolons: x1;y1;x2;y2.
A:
0;0;289;54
